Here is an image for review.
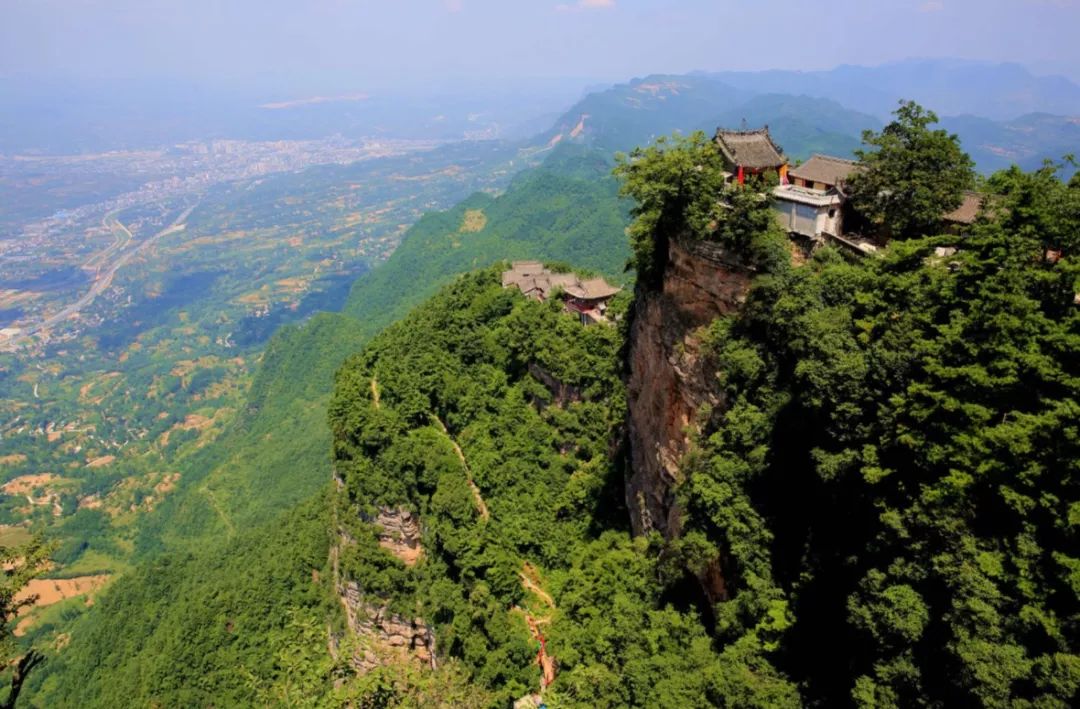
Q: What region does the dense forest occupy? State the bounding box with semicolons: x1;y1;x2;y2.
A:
29;495;338;706
329;270;796;706
612;106;1079;706
695;161;1080;707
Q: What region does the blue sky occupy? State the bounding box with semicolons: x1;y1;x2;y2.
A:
2;0;1079;88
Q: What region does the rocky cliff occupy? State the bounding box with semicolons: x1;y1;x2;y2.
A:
332;502;435;673
625;237;757;586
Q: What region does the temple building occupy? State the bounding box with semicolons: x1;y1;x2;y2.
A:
501;261;621;325
942;190;984;234
714;127;788;185
708;128;989;250
772;154;862;238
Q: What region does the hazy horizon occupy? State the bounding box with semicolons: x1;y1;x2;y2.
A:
3;1;1080;91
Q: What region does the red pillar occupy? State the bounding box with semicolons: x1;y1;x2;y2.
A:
737;165;745;185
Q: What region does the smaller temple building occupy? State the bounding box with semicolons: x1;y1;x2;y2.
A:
714;127;788;185
772;154;862;239
502;261;621;325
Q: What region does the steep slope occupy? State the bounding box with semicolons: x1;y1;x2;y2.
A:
328;270;797;707
131;311;367;557
625;237;756;542
540;75;752;154
538;76;876;159
27;495;337;707
135;144;631;557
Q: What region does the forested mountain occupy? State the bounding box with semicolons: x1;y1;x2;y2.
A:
11;70;1080;707
540;75;753;154
611;127;1080;707
690;177;1080;707
538;75;873;158
30;496;336;706
541;67;1078;173
341;143;631;335
940;112;1080;175
20;136;634;707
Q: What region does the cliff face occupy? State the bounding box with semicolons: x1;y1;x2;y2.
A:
333;502;435;673
625;237;755;551
338;579;436;673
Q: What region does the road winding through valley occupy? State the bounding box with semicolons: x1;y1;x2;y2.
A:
1;204;196;347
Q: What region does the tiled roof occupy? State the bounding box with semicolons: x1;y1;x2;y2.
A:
943;191;983;225
502;262;620;302
714;127;786;169
568;277;622;300
789;154;862;188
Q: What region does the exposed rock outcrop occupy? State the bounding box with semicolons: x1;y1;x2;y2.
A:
371;506;423;566
334;504;435;673
339;580;436;672
625;237;756;597
528;362;583;408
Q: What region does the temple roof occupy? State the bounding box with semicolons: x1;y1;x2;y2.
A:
567;277;622;300
714;127;786;169
502;262;620;302
789;154;862;189
943;191;984;225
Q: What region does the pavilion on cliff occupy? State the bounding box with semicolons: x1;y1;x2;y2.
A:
713;126;788;185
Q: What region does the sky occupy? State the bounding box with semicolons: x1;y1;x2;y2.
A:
2;0;1079;90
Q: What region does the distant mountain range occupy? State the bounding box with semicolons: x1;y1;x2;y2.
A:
540;61;1080;174
941;112;1080;173
538;75;870;159
702;59;1080;121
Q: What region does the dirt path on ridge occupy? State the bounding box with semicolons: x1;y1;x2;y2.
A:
430;416;490;520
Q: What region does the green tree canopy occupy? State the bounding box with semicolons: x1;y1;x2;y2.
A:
848;100;976;240
0;536;52;708
679;158;1080;706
